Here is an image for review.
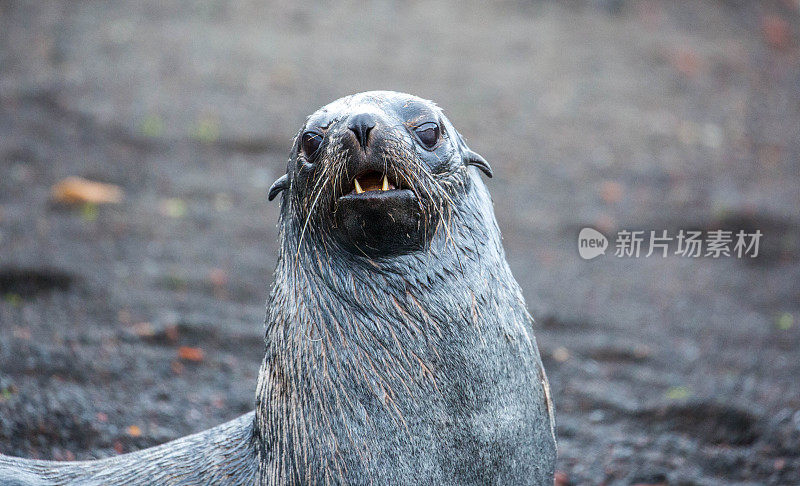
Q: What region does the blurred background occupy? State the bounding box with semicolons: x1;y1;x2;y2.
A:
1;1;799;484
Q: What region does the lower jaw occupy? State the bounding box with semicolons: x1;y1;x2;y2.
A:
333;189;428;257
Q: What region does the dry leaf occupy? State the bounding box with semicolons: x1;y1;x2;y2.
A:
178;346;204;362
51;177;123;205
762;15;792;50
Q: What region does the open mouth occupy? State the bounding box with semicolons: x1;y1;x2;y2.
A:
346;170;399;196
332;166;429;257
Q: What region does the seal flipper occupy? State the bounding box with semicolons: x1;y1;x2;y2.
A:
463;149;492;178
0;412;257;485
268;174;290;201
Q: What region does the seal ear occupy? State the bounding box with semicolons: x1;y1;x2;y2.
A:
463;149;493;178
268;174;289;201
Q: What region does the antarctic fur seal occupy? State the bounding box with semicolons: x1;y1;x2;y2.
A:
0;91;556;485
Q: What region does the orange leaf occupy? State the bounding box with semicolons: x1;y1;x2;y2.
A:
762;15;792;50
178;346;204;362
51;177;123;205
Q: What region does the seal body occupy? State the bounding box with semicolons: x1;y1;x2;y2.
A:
0;91;556;485
256;91;556;484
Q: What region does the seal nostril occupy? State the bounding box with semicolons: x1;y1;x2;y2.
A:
347;113;376;149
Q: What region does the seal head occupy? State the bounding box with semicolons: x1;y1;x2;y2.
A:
269;91;491;258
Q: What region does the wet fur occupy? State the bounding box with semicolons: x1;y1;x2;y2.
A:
256;162;556;484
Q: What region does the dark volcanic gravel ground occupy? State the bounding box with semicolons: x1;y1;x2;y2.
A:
1;1;800;484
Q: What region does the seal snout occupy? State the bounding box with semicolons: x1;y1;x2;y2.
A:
337;112;408;199
347;113;377;149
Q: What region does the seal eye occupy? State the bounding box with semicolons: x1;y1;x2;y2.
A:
414;122;440;150
301;131;323;159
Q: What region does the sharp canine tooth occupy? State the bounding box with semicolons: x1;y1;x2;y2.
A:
382;174;389;191
354;179;364;194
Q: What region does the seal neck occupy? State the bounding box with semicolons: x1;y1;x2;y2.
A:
271;175;513;336
253;176;533;481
